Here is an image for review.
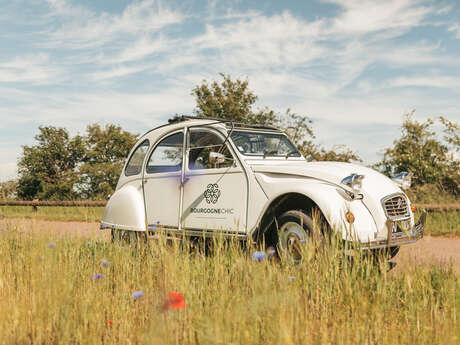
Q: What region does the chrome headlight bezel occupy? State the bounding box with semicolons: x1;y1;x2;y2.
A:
341;173;365;192
392;172;413;190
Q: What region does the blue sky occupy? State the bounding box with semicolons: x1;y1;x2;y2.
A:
1;0;459;181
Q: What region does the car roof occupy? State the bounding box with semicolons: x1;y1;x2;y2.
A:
139;116;282;140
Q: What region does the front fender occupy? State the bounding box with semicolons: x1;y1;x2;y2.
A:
101;181;146;231
254;173;378;242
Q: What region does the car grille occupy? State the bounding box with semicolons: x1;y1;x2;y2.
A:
382;194;410;220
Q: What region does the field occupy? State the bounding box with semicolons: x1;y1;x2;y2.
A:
0;217;459;345
1;205;459;236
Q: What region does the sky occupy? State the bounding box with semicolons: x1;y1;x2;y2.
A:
1;0;459;181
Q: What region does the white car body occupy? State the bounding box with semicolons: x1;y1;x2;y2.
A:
101;117;425;249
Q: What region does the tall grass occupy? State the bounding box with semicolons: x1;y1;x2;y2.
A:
0;205;104;222
1;205;458;237
0;222;458;345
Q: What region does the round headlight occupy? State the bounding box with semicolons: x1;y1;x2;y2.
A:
341;173;365;192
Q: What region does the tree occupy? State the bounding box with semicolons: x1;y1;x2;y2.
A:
17;124;138;200
0;180;17;200
79;124;138;199
17;126;85;200
377;112;459;196
190;73;360;162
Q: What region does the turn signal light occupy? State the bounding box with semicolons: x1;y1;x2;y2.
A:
411;204;416;212
345;211;355;224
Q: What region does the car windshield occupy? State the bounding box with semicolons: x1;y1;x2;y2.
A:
230;130;301;157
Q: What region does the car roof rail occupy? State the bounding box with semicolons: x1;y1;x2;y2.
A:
171;115;280;131
139;115;281;139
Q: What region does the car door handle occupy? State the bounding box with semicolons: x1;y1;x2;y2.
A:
181;177;190;186
143;179;148;184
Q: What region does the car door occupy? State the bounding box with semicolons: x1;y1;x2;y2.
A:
181;127;247;233
143;130;184;230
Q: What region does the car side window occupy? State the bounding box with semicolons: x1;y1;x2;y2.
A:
146;132;184;173
125;140;149;176
188;129;234;170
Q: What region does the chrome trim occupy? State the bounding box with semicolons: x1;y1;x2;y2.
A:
363;211;425;250
381;192;410;221
148;226;248;239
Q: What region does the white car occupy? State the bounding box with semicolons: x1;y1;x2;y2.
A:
101;116;425;258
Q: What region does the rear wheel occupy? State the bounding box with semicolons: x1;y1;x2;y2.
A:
111;229;146;247
276;210;320;263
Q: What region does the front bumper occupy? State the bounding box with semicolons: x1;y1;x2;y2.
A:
363;212;426;250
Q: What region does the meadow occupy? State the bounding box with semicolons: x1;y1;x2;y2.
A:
1;205;459;237
0;218;459;345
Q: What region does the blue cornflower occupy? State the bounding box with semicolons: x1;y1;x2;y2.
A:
289;276;296;281
86;242;91;247
47;242;56;248
101;258;110;268
252;251;267;262
92;274;104;281
131;291;145;300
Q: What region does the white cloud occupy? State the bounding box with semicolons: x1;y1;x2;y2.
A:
44;0;184;49
448;24;460;39
324;0;434;36
0;54;62;84
389;75;460;88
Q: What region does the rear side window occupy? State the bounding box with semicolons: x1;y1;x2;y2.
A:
146;132;184;173
125;140;149;176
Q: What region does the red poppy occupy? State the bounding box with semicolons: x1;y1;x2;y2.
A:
108;320;113;326
162;292;186;310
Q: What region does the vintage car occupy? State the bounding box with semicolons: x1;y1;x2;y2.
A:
101;116;425;259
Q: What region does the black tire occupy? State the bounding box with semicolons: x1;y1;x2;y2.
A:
371;246;400;260
276;210;320;263
111;229;145;247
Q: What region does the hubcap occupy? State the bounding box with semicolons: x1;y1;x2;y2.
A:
279;221;308;262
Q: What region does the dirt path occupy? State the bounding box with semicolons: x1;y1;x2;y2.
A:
393;235;460;273
3;219;460;272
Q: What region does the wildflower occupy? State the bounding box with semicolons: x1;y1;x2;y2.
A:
300;239;307;243
1;214;6;218
108;320;113;326
101;258;110;268
0;228;5;232
131;291;145;300
92;274;104;281
289;276;296;281
39;255;45;261
162;292;186;310
47;242;56;248
86;242;91;247
252;251;267;262
266;246;276;256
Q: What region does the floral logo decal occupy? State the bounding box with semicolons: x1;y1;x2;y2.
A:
204;183;221;204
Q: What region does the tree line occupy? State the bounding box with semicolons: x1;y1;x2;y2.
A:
1;74;459;201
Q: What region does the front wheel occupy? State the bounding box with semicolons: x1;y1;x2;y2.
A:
276;210;321;263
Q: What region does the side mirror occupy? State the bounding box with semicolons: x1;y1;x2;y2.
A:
209;152;226;164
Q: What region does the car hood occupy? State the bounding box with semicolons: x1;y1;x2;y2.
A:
249;160;402;200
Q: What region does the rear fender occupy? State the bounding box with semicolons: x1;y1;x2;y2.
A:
101;181;146;231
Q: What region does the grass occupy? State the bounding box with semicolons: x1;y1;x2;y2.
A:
420;210;460;237
0;220;459;345
0;205;104;222
1;204;459;237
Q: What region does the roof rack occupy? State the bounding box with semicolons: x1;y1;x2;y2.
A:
168;115;280;131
